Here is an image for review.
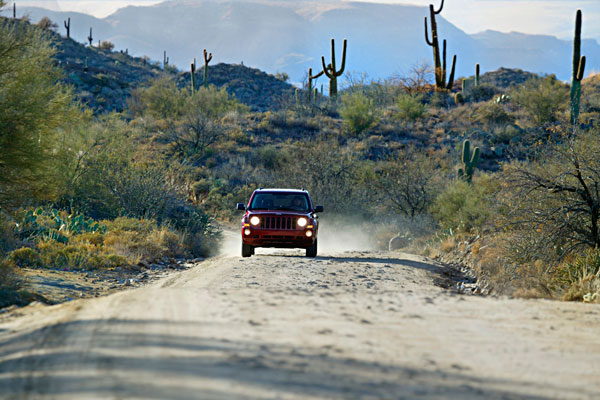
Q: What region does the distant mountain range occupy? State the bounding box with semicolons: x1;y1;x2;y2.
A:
10;0;600;83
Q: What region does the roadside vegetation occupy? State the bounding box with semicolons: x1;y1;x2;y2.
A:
1;8;600;307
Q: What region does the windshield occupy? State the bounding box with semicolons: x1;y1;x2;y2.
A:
249;193;310;212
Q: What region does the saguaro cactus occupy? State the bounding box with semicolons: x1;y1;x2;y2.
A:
308;67;324;102
203;49;212;87
13;3;16;18
190;60;196;94
475;63;480;86
458;139;480;183
424;0;456;91
163;51;169;69
64;18;70;38
570;9;586;125
320;38;347;99
87;27;93;46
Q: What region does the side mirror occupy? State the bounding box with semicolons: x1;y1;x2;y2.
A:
315;205;324;213
236;203;246;211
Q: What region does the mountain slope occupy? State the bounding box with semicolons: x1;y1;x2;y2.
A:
14;0;600;82
2;16;294;113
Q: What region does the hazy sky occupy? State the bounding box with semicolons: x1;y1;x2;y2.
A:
10;0;600;40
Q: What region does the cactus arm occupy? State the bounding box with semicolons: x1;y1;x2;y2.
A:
472;147;480;167
330;38;336;77
336;38;347;76
462;140;471;164
433;0;444;15
203;49;212;87
442;39;447;85
321;56;334;78
446;55;456;90
424;17;433;46
446;54;456;90
573;10;582;79
310;70;324;79
204;49;212;64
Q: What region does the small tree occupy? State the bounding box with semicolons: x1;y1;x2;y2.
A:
0;19;81;207
502;131;600;259
374;150;439;218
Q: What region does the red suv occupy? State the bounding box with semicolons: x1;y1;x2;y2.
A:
237;188;323;258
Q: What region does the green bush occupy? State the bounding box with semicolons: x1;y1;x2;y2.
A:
465;83;497;102
431;175;495;233
10;247;42;267
395;93;426;121
474;102;515;126
510;75;569;124
128;76;187;119
339;91;380;136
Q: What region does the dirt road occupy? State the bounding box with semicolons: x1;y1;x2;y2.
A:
1;249;599;399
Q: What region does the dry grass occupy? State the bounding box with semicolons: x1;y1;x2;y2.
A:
440;237;456;253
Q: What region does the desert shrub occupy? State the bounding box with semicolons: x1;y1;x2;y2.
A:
0;258;24;308
36;17;57;31
490;124;522;144
431;175;496;233
0;212;17;256
128;76;187;119
474;102;515;126
555;248;600;302
465;83;497;102
429;91;453;108
396;62;434;94
186;85;248;120
252;145;289;170
10;247;42;267
339;91;380;136
395;93;426;121
98;41;115;51
510;75;569;124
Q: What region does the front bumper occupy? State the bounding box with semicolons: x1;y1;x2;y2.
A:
241;228;316;248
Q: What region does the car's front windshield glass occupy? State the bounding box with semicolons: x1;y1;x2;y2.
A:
249;193;309;212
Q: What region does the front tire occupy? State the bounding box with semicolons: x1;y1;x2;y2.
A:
242;243;253;258
306;239;317;258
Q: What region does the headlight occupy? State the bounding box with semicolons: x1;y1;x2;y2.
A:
250;216;260;226
297;217;308;227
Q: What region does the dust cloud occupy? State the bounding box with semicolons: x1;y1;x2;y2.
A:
218;216;378;257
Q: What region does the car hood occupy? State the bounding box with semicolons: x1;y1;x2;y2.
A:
247;210;312;217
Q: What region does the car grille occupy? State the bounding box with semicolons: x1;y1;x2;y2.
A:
260;216;297;230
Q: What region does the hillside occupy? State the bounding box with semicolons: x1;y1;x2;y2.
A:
36;22;295;112
13;1;600;82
